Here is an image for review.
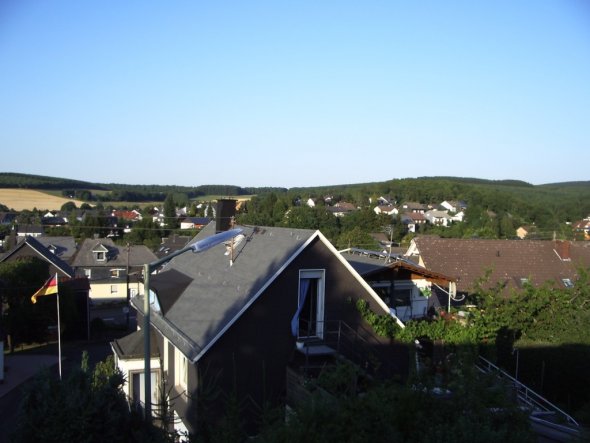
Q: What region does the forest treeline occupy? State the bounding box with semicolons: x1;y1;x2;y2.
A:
2;172;589;245
0;172;285;202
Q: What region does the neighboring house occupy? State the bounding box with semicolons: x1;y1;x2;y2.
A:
342;248;456;321
16;224;44;237
113;220;407;436
155;234;191;259
405;236;590;297
516;225;535;239
376;196;394;206
374;205;398;216
440;200;467;213
572;218;590;240
41;216;67;227
327;201;357;217
400;212;426;233
18;235;78;264
72;238;157;303
450;210;465;223
179;217;210;230
401;202;427;213
0;235;91;340
424;210;452;227
306;197;316;207
150;208;167;227
112;209;143;222
0;235;75;279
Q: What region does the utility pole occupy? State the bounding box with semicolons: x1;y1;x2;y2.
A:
126;243;130;330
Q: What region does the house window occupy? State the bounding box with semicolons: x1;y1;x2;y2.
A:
110;268;123;278
519;277;529;287
392;287;413;306
163;338;169;375
130;371;158;411
95;251;106;261
84;269;92;279
294;270;325;339
110;285;118;295
174;348;188;390
562;278;574;288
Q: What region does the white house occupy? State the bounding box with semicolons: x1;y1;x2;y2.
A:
425;210;452;227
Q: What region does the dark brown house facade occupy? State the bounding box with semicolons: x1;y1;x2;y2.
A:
114;222;408;437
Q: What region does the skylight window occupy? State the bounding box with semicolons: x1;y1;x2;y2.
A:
562;278;574;288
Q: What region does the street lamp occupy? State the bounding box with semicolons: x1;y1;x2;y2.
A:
142;228;242;421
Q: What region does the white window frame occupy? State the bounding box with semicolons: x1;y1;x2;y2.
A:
174;348;188;390
163;337;169;375
298;269;326;339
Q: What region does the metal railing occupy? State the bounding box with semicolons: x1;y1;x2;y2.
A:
476;355;579;429
296;319;402;378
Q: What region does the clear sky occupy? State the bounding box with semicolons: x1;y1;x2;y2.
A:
1;1;589;188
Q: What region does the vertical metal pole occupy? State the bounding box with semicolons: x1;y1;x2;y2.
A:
126;243;130;330
143;263;152;422
57;290;62;380
515;348;519;381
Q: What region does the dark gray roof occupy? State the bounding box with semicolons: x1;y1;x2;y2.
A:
72;238;158;268
156;234;191;259
136;223;323;362
0;235;74;277
112;329;159;360
22;236;77;262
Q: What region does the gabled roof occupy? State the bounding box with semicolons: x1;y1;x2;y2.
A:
401;212;426;222
407;236;590;293
0;235;74;277
342;248;454;284
16;224;44;235
31;236;77;262
72;238;158;268
135;223;393;362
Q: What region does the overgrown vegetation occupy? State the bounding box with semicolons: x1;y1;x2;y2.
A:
11;353;175;443
355;267;590;424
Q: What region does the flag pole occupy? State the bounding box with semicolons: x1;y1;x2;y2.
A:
55;273;62;380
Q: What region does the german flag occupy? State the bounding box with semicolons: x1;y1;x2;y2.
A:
31;274;58;304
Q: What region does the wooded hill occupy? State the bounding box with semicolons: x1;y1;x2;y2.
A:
1;172;589;236
0;172;286;202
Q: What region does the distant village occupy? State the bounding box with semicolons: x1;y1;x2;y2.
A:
1;196;589;441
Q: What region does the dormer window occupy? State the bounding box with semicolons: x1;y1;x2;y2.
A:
562;278;574;288
92;243;109;262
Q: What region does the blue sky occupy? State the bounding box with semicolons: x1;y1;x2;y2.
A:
1;1;589;188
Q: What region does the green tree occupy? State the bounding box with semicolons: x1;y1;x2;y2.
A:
12;354;175;443
60;201;77;212
0;258;49;351
163;193;178;229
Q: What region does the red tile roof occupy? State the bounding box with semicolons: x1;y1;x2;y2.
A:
408;236;590;294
